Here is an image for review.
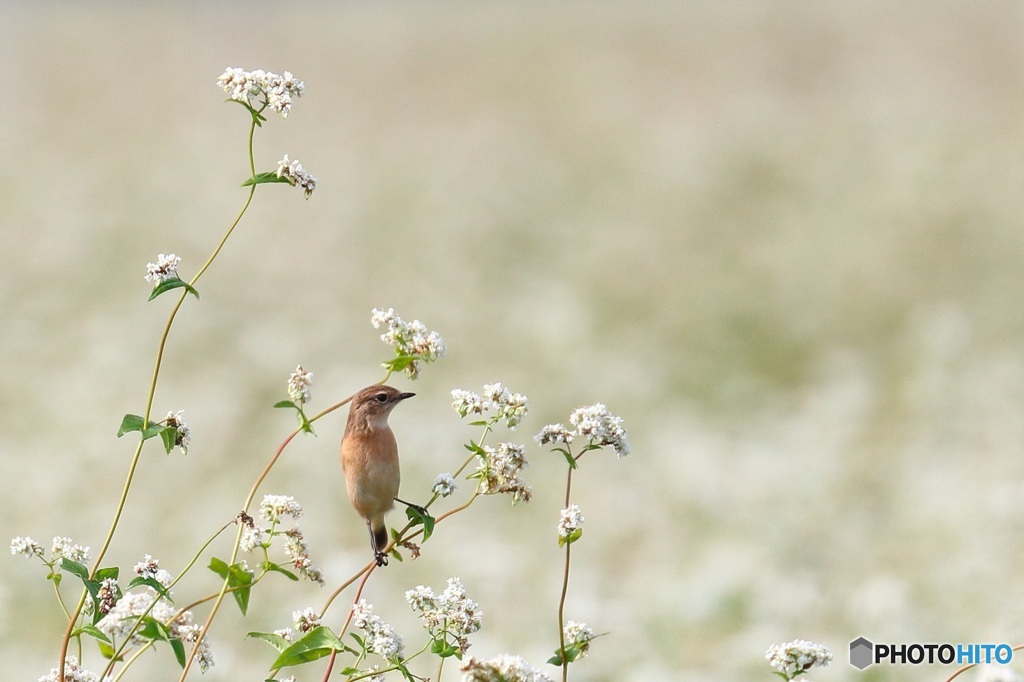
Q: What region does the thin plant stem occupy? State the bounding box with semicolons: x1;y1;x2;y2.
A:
58;113;264;682
557;464;575;682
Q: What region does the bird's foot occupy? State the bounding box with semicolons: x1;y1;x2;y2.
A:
374;550;389;567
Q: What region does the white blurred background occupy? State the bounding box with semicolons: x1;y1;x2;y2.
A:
2;2;1023;680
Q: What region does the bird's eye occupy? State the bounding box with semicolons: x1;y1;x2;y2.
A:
375;393;389;404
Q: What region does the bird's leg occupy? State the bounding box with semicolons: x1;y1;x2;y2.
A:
366;521;388;567
394;496;428;516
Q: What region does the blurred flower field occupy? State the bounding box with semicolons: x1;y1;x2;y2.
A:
1;2;1023;680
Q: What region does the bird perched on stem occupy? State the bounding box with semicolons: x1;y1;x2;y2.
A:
340;384;416;566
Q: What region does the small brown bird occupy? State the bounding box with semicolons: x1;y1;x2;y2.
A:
340;385;416;566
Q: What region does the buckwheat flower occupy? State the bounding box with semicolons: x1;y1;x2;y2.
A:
284;527;325;585
96;577;119;616
275;628;295;642
405;585;437;613
563;621;595;658
145;253;180;285
163;410;191;454
51;537;90;564
38;655;101;682
287;365;313;405
535;423;573;446
480;383;529;428
765;640;833;679
133;554;173;587
371;308;446;379
460;654;553;682
568;403;630;457
407;578;481;655
475;442;531;503
452;389;487;417
260;494;303;524
293;607;322;633
239;521;266;553
432;472;457;497
557;504;584;540
352;599;404;659
98;590;156;640
10;536;44;557
179;623;215;672
276;155;317;198
217;67;304;118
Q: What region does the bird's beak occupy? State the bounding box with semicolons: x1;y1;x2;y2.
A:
398;392;416;401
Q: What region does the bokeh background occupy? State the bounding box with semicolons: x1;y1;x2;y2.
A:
2;2;1023;680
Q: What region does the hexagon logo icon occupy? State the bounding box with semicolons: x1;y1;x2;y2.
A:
849;637;874;670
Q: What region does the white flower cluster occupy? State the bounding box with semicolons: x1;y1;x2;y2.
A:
405;577;482;656
10;536;44;558
352;599;404;659
563;620;596;658
569;404;630;457
765;640;833;679
133;554;174;587
460;654;552;682
431;472;457;497
451;383;529;428
144;253;180;285
244;497;324;584
371;308;446;379
536;404;630;458
37;655;101;682
51;536;91;564
164;410;191;454
287;365;313;405
96;555;214;672
260;494;303;524
276;155;317;199
557;504;585;539
283;527;325;585
217;67;305;117
476;442;532;503
293;607;322;633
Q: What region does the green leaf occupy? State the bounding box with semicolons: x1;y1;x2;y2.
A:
126;576;173;602
389;547;403;562
264;562;299;581
158;426;178;454
382;354;417;373
60;558;90;581
556;448;578;470
270;626;346;669
558;528;583;548
137;616;173;642
273;400;296;409
242;171;293;188
98;640;118;661
404;506;435;542
340;667;361;675
117;414;146;437
74;624;112;644
208;557;253;614
467;419;488;427
148;276;199;302
94;566;119;582
430;638;459;658
170;637;186;668
247;631;293;653
463;440;486;456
